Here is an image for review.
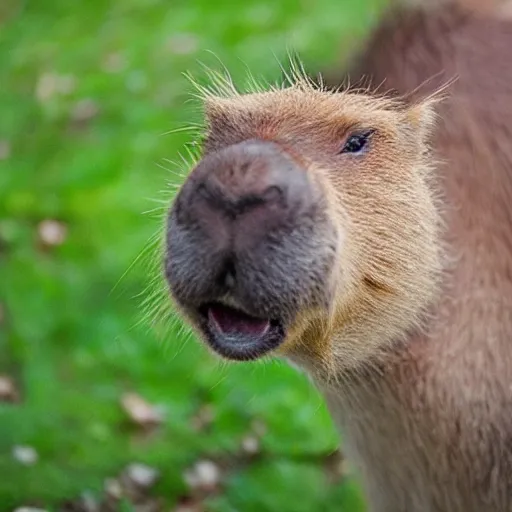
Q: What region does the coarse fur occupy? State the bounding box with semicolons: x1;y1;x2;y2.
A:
163;1;512;511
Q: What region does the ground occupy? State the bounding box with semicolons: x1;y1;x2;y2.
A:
0;0;385;510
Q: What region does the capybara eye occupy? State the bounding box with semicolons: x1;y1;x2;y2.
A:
340;130;375;155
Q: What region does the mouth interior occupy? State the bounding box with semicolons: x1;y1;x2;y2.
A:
206;303;270;337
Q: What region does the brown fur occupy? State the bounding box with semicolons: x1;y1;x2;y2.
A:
164;1;512;510
398;0;512;17
321;4;512;510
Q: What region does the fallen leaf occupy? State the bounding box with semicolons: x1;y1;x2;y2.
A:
183;459;221;494
35;72;75;102
13;508;48;512
0;374;20;403
60;467;164;511
35;73;58;101
76;491;100;512
37;219;68;247
121;392;163;427
123;462;159;489
104;477;124;500
12;445;38;465
241;435;260;456
71;99;100;123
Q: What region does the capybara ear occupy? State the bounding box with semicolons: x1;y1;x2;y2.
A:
404;96;443;144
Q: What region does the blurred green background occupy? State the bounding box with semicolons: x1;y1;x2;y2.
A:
1;0;386;510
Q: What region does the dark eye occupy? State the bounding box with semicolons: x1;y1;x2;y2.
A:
340;130;375;155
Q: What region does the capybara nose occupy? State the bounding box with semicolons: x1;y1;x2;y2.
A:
172;139;316;253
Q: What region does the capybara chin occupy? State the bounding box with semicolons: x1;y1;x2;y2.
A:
164;0;512;510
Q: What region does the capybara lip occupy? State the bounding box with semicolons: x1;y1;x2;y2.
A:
195;302;286;361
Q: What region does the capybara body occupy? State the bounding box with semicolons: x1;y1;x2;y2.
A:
164;1;512;510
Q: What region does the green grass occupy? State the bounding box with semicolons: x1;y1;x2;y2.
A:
0;0;386;509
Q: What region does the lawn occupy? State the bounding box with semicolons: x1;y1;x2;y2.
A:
0;0;386;510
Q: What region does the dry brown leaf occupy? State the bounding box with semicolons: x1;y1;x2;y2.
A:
77;491;100;512
71;99;100;123
36;73;56;101
121;392;163;427
241;435;260;456
14;508;48;512
38;219;68;247
0;374;20;403
123;463;159;489
183;459;221;494
104;477;124;500
35;72;75;102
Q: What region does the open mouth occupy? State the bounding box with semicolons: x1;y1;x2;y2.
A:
196;302;286;361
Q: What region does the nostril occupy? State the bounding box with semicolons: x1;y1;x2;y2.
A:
195;179;233;215
224;268;236;290
217;259;237;290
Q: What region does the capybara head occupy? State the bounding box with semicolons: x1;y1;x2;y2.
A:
164;76;443;380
